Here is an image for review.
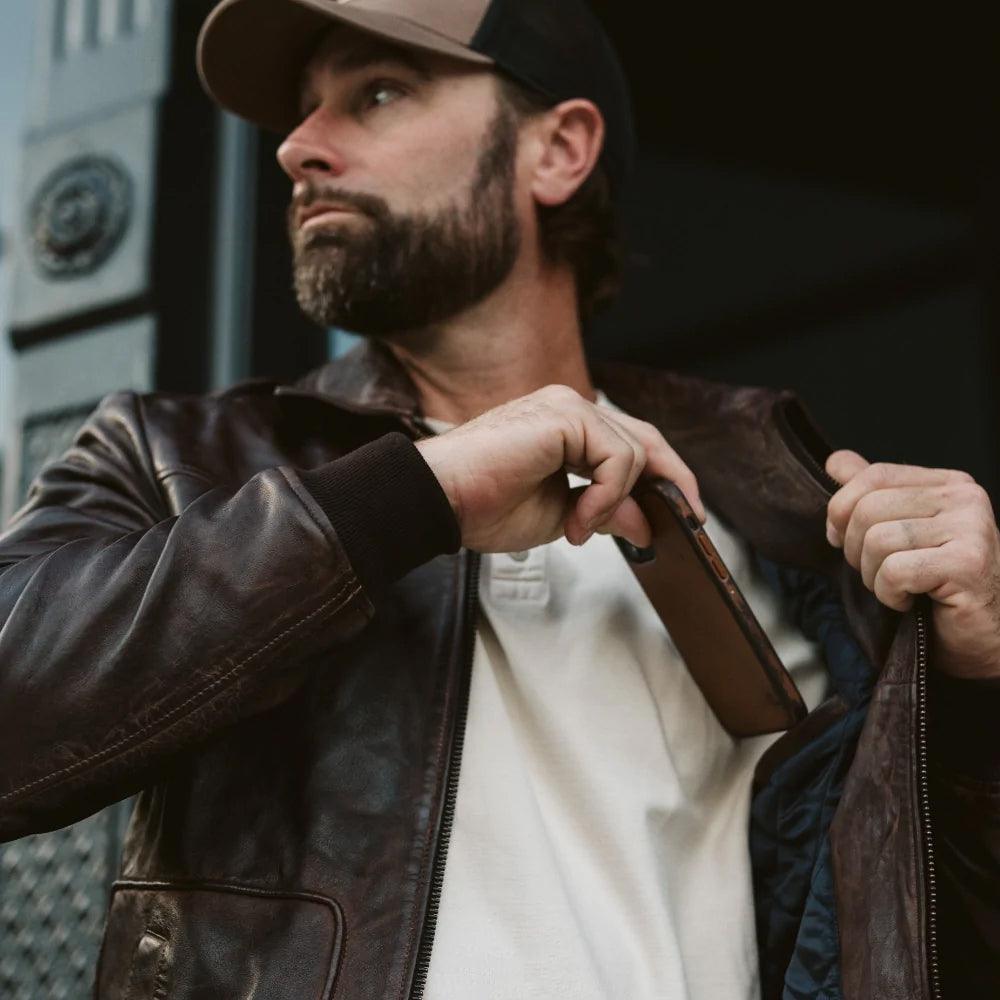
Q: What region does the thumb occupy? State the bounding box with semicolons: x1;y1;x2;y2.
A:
826;449;869;487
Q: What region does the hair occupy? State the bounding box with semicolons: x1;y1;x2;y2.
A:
495;73;625;321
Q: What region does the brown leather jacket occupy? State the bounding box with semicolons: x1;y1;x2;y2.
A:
0;342;997;999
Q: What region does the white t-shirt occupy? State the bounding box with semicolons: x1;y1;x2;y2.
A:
420;396;827;1000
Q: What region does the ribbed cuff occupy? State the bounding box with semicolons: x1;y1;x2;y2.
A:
299;433;461;600
930;669;1000;782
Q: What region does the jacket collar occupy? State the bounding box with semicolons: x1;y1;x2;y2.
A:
596;360;838;573
277;339;418;418
285;340;838;572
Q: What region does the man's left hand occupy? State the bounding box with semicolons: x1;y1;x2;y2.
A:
826;450;1000;679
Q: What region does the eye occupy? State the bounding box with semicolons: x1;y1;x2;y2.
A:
359;79;408;112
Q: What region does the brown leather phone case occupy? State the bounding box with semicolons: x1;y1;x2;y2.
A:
617;479;807;738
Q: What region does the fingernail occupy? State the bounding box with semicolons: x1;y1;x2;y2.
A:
580;530;594;545
826;520;841;547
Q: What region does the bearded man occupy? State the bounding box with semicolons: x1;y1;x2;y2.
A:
1;1;999;998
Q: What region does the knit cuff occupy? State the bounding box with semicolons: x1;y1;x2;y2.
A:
299;433;461;600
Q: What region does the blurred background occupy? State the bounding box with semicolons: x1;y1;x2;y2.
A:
0;1;995;996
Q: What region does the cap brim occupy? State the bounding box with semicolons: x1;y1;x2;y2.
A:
197;0;493;135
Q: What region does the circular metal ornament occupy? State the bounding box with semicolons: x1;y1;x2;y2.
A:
29;156;133;279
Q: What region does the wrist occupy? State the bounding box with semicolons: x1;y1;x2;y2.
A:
415;438;464;532
301;433;461;597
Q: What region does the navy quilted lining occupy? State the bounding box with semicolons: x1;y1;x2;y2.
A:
750;560;876;1000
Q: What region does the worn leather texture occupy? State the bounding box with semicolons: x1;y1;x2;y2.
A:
830;611;929;1000
0;339;996;998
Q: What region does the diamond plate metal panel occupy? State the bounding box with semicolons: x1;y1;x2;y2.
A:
0;807;130;999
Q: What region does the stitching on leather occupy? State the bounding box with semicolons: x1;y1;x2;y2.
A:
114;878;343;910
111;880;346;1000
0;578;359;805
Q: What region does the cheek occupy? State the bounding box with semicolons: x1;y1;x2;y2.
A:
376;114;492;206
376;154;453;207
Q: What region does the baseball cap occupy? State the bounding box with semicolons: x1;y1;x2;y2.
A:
197;0;635;193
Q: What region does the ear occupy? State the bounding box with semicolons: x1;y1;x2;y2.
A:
529;99;605;208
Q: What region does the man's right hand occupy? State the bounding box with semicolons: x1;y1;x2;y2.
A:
414;384;704;554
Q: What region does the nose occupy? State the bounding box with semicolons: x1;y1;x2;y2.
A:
276;110;347;183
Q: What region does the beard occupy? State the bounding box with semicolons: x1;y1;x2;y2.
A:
288;105;522;337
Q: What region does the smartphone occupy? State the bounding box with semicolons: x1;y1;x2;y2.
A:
615;479;807;738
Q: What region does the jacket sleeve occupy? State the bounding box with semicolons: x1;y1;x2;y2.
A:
0;392;460;843
929;670;1000;992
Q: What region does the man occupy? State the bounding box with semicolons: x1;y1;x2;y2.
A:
0;0;998;997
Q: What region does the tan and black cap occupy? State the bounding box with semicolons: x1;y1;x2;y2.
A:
197;0;635;192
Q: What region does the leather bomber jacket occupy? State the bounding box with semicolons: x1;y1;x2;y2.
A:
0;341;998;999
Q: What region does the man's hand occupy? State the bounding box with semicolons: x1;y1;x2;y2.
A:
826;450;1000;679
415;384;704;554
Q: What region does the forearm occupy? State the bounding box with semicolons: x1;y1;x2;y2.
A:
0;411;458;841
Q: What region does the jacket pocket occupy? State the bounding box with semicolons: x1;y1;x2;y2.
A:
95;880;344;999
122;930;170;999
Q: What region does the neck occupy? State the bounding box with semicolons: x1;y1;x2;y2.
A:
383;258;595;426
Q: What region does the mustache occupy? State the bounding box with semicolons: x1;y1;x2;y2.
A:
288;183;389;232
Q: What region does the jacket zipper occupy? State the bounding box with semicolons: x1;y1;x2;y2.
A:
778;405;944;996
408;549;481;1000
915;605;942;999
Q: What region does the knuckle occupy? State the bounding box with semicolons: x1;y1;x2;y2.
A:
959;542;989;578
941;480;989;514
879;553;906;587
539;383;579;406
872;574;895;605
867;462;895;486
826;496;847;525
963;482;992;511
853;491;879;521
865;520;896;555
949;469;977;484
872;576;891;603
